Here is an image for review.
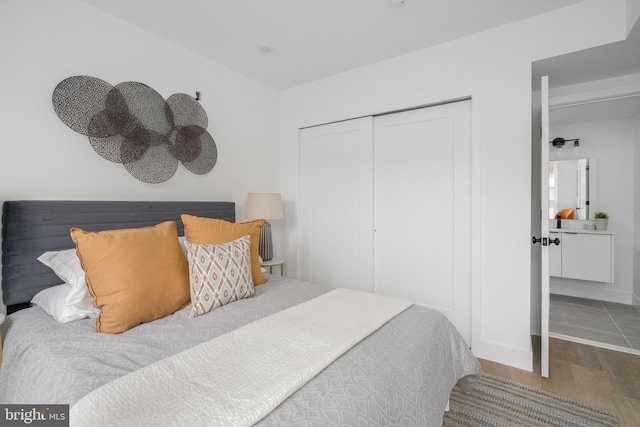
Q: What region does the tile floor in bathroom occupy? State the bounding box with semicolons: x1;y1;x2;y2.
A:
550;293;640;351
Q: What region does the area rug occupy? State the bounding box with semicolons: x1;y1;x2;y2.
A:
443;374;619;427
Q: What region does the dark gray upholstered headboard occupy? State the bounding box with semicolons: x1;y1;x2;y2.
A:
1;200;235;314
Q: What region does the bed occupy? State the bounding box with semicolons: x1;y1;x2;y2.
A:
0;200;481;426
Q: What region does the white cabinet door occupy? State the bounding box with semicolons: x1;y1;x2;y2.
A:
561;233;613;283
374;101;472;344
299;117;374;292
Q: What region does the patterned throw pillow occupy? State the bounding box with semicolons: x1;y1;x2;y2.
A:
181;214;267;285
184;235;254;317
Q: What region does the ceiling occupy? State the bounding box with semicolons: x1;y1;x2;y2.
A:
533;19;640;91
79;0;586;90
535;19;640;126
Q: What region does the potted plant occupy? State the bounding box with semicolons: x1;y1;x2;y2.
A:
594;212;609;231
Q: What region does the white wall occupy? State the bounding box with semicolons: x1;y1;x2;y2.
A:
550;118;636;303
634;112;640;306
279;0;632;370
0;0;280;314
628;0;640;33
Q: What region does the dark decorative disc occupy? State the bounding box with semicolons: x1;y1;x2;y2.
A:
88;134;125;163
113;82;171;136
53;77;217;184
123;131;178;184
52;76;113;136
182;131;217;175
168;126;204;163
121;127;152;164
88;115;146;163
166;93;208;129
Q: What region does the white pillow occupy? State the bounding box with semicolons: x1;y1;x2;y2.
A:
31;284;98;323
36;236;187;323
37;249;88;305
179;235;187;257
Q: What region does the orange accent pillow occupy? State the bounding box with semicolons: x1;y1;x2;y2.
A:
181;214;267;285
70;221;190;334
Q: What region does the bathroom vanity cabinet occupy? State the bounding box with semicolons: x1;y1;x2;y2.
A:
549;229;614;283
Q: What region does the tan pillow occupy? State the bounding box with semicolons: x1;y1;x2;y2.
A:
70;221;190;334
184;236;254;317
181;214;267;285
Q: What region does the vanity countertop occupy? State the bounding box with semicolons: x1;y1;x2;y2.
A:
549;227;614;235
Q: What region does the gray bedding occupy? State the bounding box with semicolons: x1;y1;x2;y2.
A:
0;275;481;426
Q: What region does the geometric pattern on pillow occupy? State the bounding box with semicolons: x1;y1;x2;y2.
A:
184;236;254;318
181;214;267;286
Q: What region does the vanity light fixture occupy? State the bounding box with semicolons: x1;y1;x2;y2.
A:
551;137;565;157
550;137;579;157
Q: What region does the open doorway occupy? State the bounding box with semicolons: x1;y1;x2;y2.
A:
532;22;640;359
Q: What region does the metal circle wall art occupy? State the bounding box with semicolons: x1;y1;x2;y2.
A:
52;76;217;183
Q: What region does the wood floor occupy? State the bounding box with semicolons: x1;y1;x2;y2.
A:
479;337;640;427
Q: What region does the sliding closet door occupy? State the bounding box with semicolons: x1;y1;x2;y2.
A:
299;117;374;292
374;101;472;344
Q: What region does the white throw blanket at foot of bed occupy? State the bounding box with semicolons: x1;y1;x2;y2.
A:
70;288;412;427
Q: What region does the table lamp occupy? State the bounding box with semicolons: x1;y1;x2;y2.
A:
245;193;283;261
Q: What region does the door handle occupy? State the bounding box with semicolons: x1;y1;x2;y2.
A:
532;236;560;246
532;236;547;246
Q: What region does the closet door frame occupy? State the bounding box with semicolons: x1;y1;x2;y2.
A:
297;93;482;350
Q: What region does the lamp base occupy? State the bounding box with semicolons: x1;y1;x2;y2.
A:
259;221;273;261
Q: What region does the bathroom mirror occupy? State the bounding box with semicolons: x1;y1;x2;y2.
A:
548;158;595;220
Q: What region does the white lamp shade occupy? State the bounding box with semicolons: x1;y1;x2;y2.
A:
245;193;283;220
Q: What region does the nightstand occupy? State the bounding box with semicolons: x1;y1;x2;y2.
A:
260;259;284;276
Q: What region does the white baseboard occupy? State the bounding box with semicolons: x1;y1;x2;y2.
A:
472;339;533;372
550;280;632;304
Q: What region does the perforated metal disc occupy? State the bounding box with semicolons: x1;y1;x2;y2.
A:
166;93;208;129
114;82;171;136
53;77;216;183
182;130;217;175
52;76;113;136
123;131;178;184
